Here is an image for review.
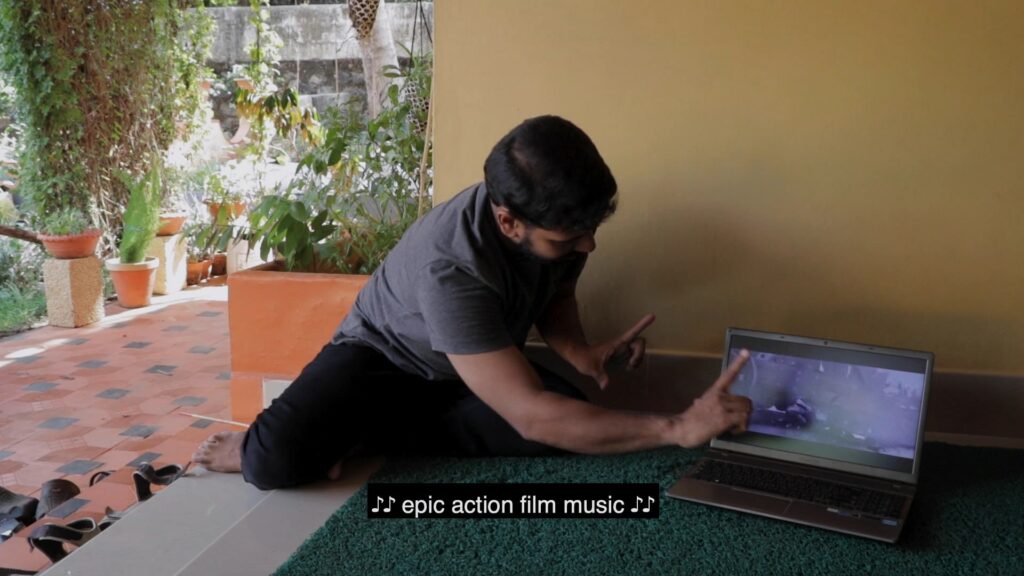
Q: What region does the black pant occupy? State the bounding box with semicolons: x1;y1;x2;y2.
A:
240;342;586;489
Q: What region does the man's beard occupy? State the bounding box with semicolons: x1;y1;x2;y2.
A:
513;231;575;264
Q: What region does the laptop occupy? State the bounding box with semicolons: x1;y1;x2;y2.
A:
667;327;933;543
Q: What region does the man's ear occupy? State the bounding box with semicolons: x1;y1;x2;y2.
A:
494;205;526;241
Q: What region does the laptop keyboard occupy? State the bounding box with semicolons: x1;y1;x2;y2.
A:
690;459;906;518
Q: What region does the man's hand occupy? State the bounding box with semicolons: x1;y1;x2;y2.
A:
672;349;754;448
574;314;656;389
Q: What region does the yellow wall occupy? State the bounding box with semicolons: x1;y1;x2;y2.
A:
434;0;1024;374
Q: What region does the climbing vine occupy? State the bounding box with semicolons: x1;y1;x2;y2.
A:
0;1;223;252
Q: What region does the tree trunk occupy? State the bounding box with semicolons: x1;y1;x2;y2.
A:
349;0;399;118
0;225;40;244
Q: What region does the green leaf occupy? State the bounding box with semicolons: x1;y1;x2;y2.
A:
289;201;308;223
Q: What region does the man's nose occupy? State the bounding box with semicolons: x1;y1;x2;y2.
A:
575;233;596;253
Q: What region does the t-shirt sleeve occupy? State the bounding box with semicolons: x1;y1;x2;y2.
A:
416;262;513;355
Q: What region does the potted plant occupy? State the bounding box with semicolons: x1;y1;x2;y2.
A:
183;222;212;285
157;171;189;237
186;247;212;285
204;172;248;221
105;166;162;308
226;55;432;422
36;206;102;259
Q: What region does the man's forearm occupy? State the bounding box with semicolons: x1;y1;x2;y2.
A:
536;293;589;369
522;391;678;454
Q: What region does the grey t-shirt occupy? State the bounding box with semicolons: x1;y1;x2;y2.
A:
332;182;586;380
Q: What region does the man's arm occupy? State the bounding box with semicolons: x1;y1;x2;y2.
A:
534;280;591;371
448;346;752;454
536;280;654;389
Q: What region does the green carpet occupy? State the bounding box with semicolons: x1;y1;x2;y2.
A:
274;443;1024;576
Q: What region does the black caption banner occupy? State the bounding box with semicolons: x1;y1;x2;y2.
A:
366;483;659;519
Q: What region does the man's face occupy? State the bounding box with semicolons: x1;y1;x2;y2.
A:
517;225;596;263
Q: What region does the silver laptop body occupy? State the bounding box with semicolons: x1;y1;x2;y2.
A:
667;328;933;543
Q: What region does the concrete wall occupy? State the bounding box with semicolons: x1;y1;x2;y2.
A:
209;3;433;67
434;0;1024;375
207;3;432;131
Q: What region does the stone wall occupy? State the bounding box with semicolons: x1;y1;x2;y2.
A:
207;3;432;133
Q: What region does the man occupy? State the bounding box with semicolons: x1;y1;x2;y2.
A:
193;115;753;489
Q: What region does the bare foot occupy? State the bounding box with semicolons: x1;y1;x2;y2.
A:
192;431;245;473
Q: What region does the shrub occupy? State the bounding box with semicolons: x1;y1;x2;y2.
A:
40;206;92;236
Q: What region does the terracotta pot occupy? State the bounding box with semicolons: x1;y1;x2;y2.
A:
157;213;187;236
206;201;246;221
38;229;102;259
105;257;159;308
186;260;209;285
234;78;254;91
211;253;228;276
227;262;370;422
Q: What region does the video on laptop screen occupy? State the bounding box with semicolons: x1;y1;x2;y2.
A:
725;335;928;474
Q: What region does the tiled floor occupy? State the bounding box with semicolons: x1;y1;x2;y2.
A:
0;280;245;573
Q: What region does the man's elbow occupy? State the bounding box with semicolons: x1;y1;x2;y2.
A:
515;414;566;448
509;413;545;444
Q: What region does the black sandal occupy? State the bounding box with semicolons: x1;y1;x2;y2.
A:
0;486;38;525
88;470;113;487
132;462;191;502
34;479;80;521
0;513;24;543
26;517;101;563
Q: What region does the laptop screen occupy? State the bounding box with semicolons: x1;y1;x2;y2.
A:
722;331;930;476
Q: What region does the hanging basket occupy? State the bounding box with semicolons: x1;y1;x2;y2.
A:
349;0;380;39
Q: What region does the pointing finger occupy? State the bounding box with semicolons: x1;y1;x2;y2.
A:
618;313;656;345
627;337;646;369
713;349;750;392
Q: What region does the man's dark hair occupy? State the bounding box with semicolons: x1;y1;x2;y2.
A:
484;115;617;232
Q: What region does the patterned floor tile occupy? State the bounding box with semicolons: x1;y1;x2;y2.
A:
96;388;131;399
45;496;89;519
1;287;231;536
37;417;79;430
79;479;137;514
39;445;107;463
55;459;104;475
144;364;177;375
126;451;162;468
172;396;207;407
0;460;25;475
83;428;131;449
120;425;159;439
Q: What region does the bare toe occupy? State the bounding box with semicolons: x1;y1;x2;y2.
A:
193;431;245;473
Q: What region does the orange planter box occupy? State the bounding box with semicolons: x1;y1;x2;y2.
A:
227;261;370;423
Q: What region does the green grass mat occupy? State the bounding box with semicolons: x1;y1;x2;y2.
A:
274;443;1024;576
